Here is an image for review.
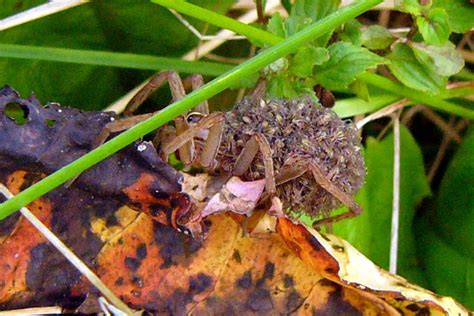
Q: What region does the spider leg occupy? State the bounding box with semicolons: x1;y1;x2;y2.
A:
161;112;224;163
275;163;307;186
65;113;156;188
233;133;276;195
274;159;362;227
308;162;362;227
125;70;175;116
199;115;225;169
188;74;209;115
92;113;155;149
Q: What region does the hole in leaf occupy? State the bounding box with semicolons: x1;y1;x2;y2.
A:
46;119;57;127
5;102;29;125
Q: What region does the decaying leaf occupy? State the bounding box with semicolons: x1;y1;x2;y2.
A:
0;170;469;314
0;86;191;228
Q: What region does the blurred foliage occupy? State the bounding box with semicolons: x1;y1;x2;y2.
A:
416;127;474;309
0;0;235;110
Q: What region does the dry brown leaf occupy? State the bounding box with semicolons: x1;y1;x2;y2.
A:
0;171;469;314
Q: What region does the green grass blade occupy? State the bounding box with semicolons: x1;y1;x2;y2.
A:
152;0;282;45
0;44;233;76
358;73;474;119
0;0;382;219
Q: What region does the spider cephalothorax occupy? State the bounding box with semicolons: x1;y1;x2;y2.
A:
219;97;365;218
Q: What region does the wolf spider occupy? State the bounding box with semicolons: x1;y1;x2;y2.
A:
98;71;365;227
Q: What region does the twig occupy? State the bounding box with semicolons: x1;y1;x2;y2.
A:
0;184;135;315
401;104;422;125
0;306;63;315
427;118;454;183
378;10;391;27
419;106;462;144
376;120;393;141
427;118;469;183
205;53;247;64
0;0;88;31
356;98;410;129
459;49;474;64
389;112;401;274
169;9;246;41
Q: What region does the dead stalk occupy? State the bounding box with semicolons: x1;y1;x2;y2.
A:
356;98;410;129
389;112;401;275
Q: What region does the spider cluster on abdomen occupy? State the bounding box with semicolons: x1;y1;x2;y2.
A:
104;71;366;227
219;97;365;221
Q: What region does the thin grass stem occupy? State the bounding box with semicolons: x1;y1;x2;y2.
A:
0;44;233;76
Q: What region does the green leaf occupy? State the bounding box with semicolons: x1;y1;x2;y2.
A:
287;0;341;46
348;79;370;101
431;127;474;259
417;216;474;310
267;12;287;38
291;0;341;24
267;73;297;98
416;8;450;45
395;0;423;15
411;42;464;77
333;127;431;286
314;42;384;90
432;0;474;33
339;19;362;46
387;43;445;93
289;46;329;77
361;25;394;50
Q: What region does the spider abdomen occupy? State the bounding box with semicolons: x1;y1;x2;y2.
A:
220;97;366;218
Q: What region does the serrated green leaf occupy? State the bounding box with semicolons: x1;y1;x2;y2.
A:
333;127;431;286
289;46;329;77
285;15;312;37
267;12;287;38
287;0;341;46
395;0;423;15
417;216;474;310
387;43;446;93
291;0;341;24
416;8;450;45
339;19;362;46
432;0;474;33
267;73;299;98
361;25;394;50
431;127;474;260
411;42;464;77
314;42;384;90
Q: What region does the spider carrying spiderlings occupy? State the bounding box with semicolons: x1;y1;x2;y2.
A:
100;71;366;227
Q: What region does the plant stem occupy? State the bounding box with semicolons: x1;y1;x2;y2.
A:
152;0;282;45
358;73;474;119
0;44;232;76
0;0;382;219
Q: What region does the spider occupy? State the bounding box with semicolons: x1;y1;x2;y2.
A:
99;71;365;227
